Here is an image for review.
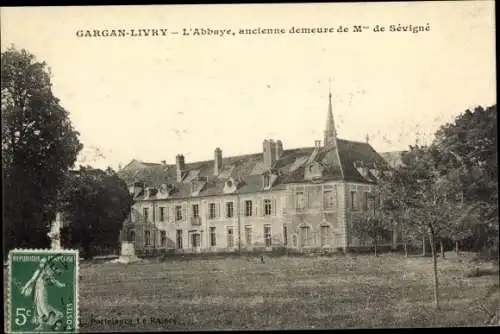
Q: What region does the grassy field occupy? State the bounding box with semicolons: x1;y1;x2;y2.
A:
3;252;498;331
74;252;499;331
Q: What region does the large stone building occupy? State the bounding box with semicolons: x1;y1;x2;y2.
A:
118;92;395;255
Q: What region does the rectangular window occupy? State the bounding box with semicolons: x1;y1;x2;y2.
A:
323;190;334;209
144;230;151;246
283;225;288;246
191;233;200;248
296;192;305;209
192;204;199;218
264;199;272;216
245;226;252;246
210;227;216;247
209;203;216;219
175;205;182;221
363;192;369;211
245;200;253;217
320;225;330;246
176;229;183;249
159;207;165;222
226;202;234;218
227;227;234;248
143;207;149;222
160;231;166;246
300;226;310;246
264;224;272;247
127;228;135;242
351;191;357;210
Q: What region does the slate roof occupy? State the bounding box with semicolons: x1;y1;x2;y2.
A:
118;138;390;201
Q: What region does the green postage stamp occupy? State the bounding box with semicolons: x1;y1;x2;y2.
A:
7;249;79;333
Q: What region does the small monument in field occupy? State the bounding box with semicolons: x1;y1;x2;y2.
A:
110;229;141;264
110;241;141;264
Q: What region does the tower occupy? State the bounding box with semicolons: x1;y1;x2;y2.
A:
323;86;338;149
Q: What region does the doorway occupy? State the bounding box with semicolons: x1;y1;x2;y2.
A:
191;232;201;253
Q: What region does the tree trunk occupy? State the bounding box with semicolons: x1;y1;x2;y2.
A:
428;228;440;310
82;242;92;260
374;239;378;257
422;237;426;257
455;240;459;256
403;239;408;258
440;240;445;259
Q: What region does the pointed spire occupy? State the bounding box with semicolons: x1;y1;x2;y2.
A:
324;80;337;149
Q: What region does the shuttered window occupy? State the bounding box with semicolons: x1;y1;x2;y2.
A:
245;200;253;217
159;207;166;222
192;204;199;218
296;192;305;209
210;227;216;246
227;227;234;248
176;230;183;249
350;191;357;210
264;199;272;216
264;225;272;247
226;202;234;218
209;203;216;219
175;205;182;221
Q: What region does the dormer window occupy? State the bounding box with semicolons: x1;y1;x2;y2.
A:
370;169;381;179
305;162;324;181
148;188;157;197
354;161;369;179
190;176;207;196
263;174;270;188
223;177;238;194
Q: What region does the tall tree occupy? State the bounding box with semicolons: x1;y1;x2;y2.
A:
2;46;82;252
351;190;392;256
431;105;498;253
60;166;134;259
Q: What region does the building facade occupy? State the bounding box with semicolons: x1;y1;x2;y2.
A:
118;92;395;254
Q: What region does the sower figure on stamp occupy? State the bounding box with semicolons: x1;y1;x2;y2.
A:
20;257;66;331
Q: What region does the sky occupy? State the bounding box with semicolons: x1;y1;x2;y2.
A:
1;2;496;170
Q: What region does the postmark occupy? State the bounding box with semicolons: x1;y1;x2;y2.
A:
7;249;79;333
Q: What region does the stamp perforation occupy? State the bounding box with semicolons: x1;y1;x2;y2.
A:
7;248;80;334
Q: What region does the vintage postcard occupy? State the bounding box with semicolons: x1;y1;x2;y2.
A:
1;2;497;332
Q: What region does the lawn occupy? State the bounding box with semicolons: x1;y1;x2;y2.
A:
74;252;499;331
4;252;498;331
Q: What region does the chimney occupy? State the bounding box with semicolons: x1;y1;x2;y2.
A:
176;154;185;182
263;139;276;170
214;147;223;176
275;140;283;161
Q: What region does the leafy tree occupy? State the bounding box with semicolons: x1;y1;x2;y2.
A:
379;154;430;257
60;166;134;259
375;106;497;310
431;105;498;253
351;192;392;256
398;145;481;309
2;46;82;253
